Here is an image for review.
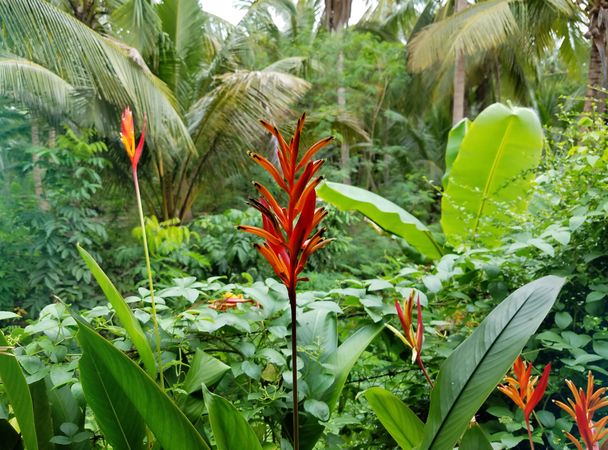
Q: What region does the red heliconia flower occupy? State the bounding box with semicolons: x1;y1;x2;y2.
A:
555;371;608;450
120;107;146;171
239;114;333;297
394;291;432;386
394;291;424;363
498;356;551;449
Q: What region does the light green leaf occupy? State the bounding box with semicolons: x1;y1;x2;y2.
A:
77;244;156;378
0;311;20;320
420;275;565;450
182;349;230;394
203;385;263;450
363;387;423;450
304;399;330;421
322;323;384;411
441;103;544;247
76;318;210;450
317;181;443;260
443;118;470;189
0;331;38;450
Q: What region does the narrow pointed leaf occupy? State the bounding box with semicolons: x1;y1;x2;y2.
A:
203;385;263;450
0;331;38;450
79;350;146;450
363;387;424;450
420;276;565;450
317;181;443;260
321;323;384;411
77;244;156;377
440;103;543;247
75;318;210;450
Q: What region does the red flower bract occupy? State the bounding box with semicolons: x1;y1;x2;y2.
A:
120;107;146;170
239;114;333;297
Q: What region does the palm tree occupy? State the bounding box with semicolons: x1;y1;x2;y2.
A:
0;0;311;220
407;0;580;120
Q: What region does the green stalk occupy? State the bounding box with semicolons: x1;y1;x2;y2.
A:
132;167;164;389
288;287;299;450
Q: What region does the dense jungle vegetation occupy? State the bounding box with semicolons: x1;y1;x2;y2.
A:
1;0;608;449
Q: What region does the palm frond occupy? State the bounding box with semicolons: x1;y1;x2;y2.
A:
0;56;82;123
409;0;518;72
112;0;161;59
0;0;194;155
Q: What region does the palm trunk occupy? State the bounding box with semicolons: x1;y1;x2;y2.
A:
584;1;608;113
31;120;49;211
337;49;351;184
452;0;468;124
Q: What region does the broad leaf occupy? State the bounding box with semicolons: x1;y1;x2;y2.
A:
0;331;38;450
441;103;544;247
442;118;470;189
460;424;493;450
420;275;565;450
79;350;146;450
76;318;210;450
363;387;423;450
203;385;263;450
29;379;54;450
317;181;443;260
77;244;156;377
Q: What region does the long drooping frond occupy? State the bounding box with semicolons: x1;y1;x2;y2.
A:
409;0;519;72
112;0;162;60
0;0;194;155
0;56;81;123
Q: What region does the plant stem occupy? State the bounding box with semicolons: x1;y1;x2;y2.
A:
416;356;434;388
133;168;164;389
525;419;535;450
288;287;299;450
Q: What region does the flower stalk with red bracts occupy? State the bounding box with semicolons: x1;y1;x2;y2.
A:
387;291;433;387
239;114;332;450
120;107;164;387
498;356;551;449
555;371;608;450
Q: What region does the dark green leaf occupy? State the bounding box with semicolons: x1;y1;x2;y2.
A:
363;387;423;450
420;276;565;450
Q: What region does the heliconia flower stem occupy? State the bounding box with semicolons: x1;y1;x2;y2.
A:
525;419;535;450
289;287;300;450
417;356;434;388
132;167;164;389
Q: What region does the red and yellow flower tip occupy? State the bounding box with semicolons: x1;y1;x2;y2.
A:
120;107;146;170
555;371;608;450
394;291;424;363
499;356;551;424
238;114;334;297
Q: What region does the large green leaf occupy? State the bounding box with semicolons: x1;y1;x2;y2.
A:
79;350;146;450
77;244;156;378
0;331;38;450
442;118;470;189
317;181;443;260
203;386;263;450
440;103;544;247
362;387;423;450
420;275;565;450
75;318;210;450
